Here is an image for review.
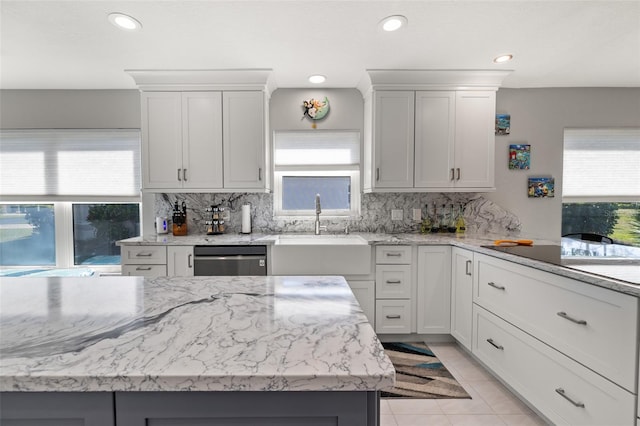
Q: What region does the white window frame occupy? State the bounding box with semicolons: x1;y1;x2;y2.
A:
273;167;361;218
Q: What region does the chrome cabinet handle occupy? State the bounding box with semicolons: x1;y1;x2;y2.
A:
386;315;401;319
135;266;152;271
386;252;402;257
386;280;402;284
557;311;587;325
376;168;380;181
177;168;182;181
487;281;506;290
555;388;585;408
465;260;472;276
135;252;153;257
486;338;504;350
183;168;187;181
258;167;262;181
450;168;455;181
456;168;461;180
188;254;193;268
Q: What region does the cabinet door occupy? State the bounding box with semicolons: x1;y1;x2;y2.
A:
223;91;266;190
372;91;415;189
167;246;194;277
414;91;455;188
142;92;183;189
450;247;473;349
347;280;375;326
416;246;451;334
181;92;223;189
454;91;496;188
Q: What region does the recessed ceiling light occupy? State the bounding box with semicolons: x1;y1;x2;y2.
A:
108;13;142;31
379;15;408;32
493;54;513;64
308;75;326;84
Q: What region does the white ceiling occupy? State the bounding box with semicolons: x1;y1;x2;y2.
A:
2;0;639;90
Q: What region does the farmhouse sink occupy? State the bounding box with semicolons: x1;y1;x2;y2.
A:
271;235;371;275
275;234;369;245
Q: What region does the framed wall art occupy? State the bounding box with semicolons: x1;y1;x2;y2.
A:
509;144;530;169
495;114;510;135
528;177;554;198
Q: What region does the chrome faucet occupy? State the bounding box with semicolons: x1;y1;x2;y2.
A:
315;193;322;235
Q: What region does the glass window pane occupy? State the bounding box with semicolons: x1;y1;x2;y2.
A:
282;176;350;210
0;204;55;266
73;204;140;265
562;202;640;247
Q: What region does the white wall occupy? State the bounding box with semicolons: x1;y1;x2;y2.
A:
492;88;640;240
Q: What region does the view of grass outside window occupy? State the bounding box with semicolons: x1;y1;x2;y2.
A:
562;202;640;246
0;204;56;266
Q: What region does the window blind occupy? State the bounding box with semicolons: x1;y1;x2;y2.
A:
274;131;360;166
0;130;141;199
563;128;640;200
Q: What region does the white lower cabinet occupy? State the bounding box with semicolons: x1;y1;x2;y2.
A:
347;280;375;326
121;246;167;277
474;304;635;425
167;246;194;276
374;245;413;334
375;299;412;334
450;247;473;349
416;246;451;334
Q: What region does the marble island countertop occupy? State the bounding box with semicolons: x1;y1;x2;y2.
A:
0;275;395;392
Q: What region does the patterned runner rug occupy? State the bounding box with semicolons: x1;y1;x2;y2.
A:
382;342;471;399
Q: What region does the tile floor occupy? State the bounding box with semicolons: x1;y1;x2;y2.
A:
381;342;549;426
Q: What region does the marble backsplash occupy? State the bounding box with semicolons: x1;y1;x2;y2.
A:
155;192;521;236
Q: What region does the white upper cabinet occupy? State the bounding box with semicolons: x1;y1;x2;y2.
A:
360;69;508;192
130;69;272;193
414;91;456;188
223;91;266;190
372;91;415;188
453;91;495;189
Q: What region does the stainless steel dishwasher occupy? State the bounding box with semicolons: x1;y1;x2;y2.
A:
193;245;267;276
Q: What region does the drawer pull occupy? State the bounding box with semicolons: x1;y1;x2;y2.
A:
557;311;587;326
487;281;506;290
465;260;472;276
135;266;152;271
486;338;504;350
555;388;585;408
135;252;153;257
385;253;402;257
386;315;401;319
386;280;402;284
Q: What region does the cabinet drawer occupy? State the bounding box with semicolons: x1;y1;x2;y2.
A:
121;246;167;265
375;265;412;298
376;245;412;264
473;305;635;426
122;264;167;277
474;253;638;391
375;300;412;334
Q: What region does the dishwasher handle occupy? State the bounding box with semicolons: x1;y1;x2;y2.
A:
194;255;266;261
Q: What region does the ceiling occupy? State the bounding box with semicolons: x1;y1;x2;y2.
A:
1;0;639;90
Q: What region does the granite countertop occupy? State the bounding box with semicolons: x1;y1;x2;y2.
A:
118;232;640;297
0;275;395;392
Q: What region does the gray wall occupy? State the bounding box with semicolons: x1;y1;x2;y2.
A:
492;88;640;239
0;90;140;129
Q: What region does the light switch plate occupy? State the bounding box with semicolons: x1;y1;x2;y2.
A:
391;209;403;221
412;208;422;221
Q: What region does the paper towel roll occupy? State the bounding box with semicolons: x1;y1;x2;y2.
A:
241;204;251;234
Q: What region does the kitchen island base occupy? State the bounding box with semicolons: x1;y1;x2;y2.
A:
1;391;380;426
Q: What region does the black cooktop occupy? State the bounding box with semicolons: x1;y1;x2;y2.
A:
481;244;562;265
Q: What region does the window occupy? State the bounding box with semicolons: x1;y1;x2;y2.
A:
562;128;640;246
274;131;360;217
0;130;141;271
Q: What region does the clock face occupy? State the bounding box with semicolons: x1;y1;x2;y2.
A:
302;97;330;120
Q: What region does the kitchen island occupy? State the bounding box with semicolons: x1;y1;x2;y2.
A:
0;275;395;425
